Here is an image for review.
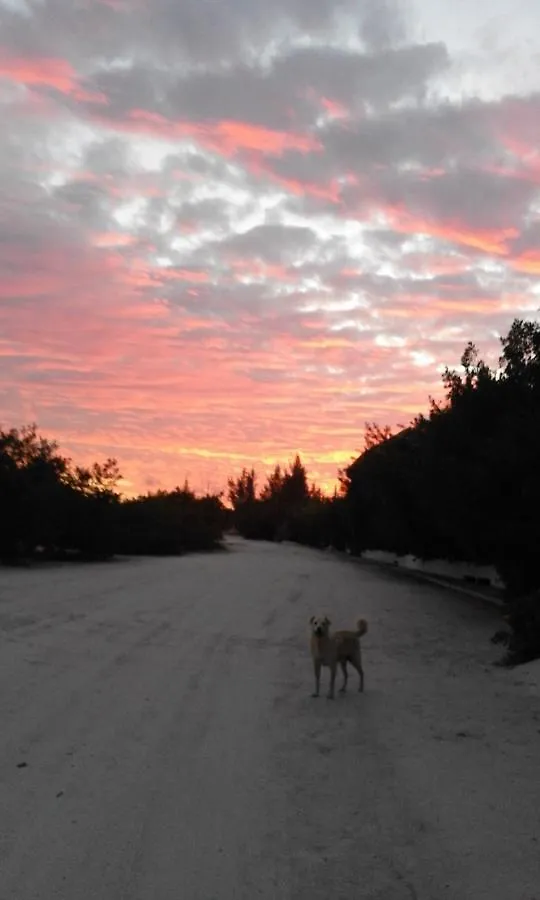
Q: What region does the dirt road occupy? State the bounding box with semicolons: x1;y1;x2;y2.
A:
1;538;539;899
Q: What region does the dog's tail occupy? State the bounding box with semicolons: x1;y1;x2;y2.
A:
355;617;368;637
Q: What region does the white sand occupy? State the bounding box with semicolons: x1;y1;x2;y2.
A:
1;537;539;899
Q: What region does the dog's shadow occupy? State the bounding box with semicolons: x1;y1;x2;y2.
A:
301;691;379;762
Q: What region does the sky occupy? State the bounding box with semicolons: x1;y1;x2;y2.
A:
1;0;539;496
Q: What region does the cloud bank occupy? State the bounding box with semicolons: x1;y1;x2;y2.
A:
1;0;539;492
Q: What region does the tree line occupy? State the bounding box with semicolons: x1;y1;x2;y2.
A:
2;317;539;664
0;425;226;563
227;318;540;667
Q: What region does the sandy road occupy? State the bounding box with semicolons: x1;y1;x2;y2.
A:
0;537;539;899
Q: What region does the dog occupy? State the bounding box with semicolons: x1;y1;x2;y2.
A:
309;615;368;699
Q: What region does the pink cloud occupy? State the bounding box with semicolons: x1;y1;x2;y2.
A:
0;53;78;93
387;204;519;256
0;236;441;495
97;108;321;159
509;251;540;275
0;51;109;108
0;213;531;498
319;96;349;119
1;37;539;498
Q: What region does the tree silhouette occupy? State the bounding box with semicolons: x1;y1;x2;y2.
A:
0;424;225;562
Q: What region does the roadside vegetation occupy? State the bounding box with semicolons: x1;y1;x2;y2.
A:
2;317;539;664
0;425;226;562
227;318;540;667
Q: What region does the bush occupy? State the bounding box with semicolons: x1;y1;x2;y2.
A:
339;319;540;665
0;425;226;563
492;591;540;667
114;489;225;556
228;458;350;551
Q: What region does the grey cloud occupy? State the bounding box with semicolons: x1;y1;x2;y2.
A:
84;40;448;130
161;279;324;336
510;221;540;255
327;101;496;172
359;0;408;51
121;0;372;66
376;167;538;231
0;0;126;63
273;41;447;113
265;94;540;234
0;184;87;251
267;95;512;198
242;367;293;384
290;253;523;317
364;229;409;250
89;65;164;117
50;138;243;247
213;223;318;263
54;180;112;226
1;0;538;387
0;0;383;68
175;198;236;231
83;139;132;178
388;270;503;299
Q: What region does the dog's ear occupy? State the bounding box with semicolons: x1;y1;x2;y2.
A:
309;616;315;624
324;616;331;625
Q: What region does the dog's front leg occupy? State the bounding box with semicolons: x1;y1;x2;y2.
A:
327;662;336;699
312;659;321;697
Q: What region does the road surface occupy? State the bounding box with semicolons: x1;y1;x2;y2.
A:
1;538;539;899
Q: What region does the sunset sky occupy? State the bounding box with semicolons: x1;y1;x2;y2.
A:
1;0;539;496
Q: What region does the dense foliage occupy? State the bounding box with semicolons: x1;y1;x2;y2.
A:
115;487;226;555
3;316;539;663
344;320;540;594
0;426;225;562
227;456;347;547
229;318;540;665
342;319;540;666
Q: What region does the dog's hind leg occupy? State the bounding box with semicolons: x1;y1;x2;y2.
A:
339;660;348;693
349;653;364;693
327;662;336;700
312;659;321;697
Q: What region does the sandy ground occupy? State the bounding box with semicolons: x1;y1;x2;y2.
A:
1;537;539;900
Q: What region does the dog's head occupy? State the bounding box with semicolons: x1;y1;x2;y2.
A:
309;615;330;637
